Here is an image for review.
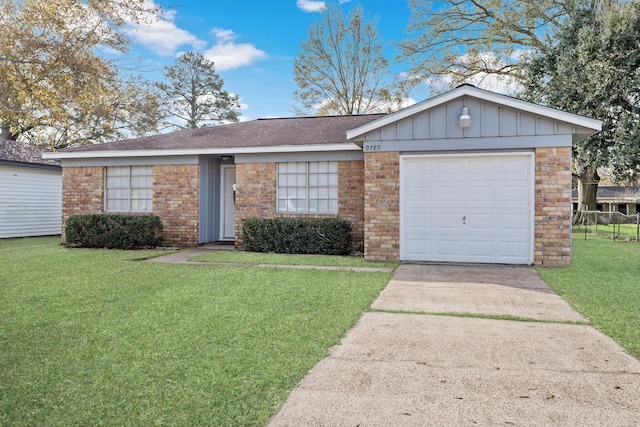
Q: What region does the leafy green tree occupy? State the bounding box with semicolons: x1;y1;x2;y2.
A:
293;4;404;115
522;1;640;210
0;0;162;147
155;52;240;130
18;77;163;148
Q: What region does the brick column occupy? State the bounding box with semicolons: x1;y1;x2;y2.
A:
364;151;400;261
234;162;277;249
153;164;199;247
534;146;572;266
338;160;365;252
61;166;104;243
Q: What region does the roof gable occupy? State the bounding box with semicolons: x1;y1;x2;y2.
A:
347;85;602;144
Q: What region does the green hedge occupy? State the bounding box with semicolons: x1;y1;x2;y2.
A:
65;214;164;249
242;218;351;255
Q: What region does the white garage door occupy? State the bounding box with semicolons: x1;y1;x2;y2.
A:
401;153;533;264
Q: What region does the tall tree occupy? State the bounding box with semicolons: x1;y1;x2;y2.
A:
18;77;163;148
398;0;588;90
155;52;240;130
0;0;162;148
293;4;404;115
522;1;640;211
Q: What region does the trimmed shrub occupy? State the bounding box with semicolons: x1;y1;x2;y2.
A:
243;218;351;255
65;214;164;249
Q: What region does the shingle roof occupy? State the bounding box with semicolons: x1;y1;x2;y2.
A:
58;114;386;153
571;186;640;200
0;139;60;167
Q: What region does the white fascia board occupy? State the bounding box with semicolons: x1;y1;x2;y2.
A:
347;85;603;141
474;89;603;130
42;143;362;160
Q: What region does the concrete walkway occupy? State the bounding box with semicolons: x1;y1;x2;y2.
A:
267;264;640;426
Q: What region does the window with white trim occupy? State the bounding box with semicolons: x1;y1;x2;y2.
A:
105;166;153;212
277;161;338;213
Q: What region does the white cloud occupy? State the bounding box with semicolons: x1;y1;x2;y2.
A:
456;52;522;95
509;48;534;62
297;0;326;12
126;9;206;56
394;97;417;110
418;52;523;96
296;0;352;12
210;28;235;43
464;72;521;96
123;2;266;70
203;28;267;71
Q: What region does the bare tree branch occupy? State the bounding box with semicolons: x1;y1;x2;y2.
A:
293;4;406;115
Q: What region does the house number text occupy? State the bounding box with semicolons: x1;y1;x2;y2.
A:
364;144;381;152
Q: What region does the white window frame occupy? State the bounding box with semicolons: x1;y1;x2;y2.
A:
277;161;339;214
105;166;153;213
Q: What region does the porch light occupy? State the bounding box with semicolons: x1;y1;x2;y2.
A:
459;106;471;128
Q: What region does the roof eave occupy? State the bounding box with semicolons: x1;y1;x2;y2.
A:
42;143;363;160
0;159;61;169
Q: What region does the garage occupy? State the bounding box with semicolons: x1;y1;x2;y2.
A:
400;153;533;264
348;84;603;265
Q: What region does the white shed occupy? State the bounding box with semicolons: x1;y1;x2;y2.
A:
0;139;62;238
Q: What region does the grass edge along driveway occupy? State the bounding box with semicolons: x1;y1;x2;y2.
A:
0;237;394;426
537;234;640;360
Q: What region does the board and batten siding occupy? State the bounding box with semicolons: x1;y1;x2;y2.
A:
363;97;577;142
0;165;62;238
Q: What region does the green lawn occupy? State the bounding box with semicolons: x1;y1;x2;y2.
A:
189;250;400;268
0;237;392;426
537;234;640;359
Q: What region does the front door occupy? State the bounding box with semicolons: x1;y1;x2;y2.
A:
220;165;236;240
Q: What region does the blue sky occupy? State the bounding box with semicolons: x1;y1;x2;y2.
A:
121;0;421;121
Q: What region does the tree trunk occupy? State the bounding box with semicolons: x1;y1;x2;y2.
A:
576;165;600;211
0;122;22;140
1;122;12;140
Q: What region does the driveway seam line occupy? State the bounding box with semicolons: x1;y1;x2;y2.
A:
367;309;592;325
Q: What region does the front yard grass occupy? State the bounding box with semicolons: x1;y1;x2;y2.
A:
537;234;640;359
0;237;392;426
573;223;640;241
189;250;400;268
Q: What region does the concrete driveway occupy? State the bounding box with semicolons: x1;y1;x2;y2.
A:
268;264;640;426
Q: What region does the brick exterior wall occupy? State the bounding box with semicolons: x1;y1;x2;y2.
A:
61;166;105;242
362;148;572;265
338;161;365;252
60;164;199;248
234;162;277;249
534;146;572;266
59;147;571;263
153;164;199;247
363;151;400;261
234;160;366;252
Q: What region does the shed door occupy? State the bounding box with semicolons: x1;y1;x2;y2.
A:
400;153;533;264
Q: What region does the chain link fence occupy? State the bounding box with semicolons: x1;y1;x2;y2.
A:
573;210;640;242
